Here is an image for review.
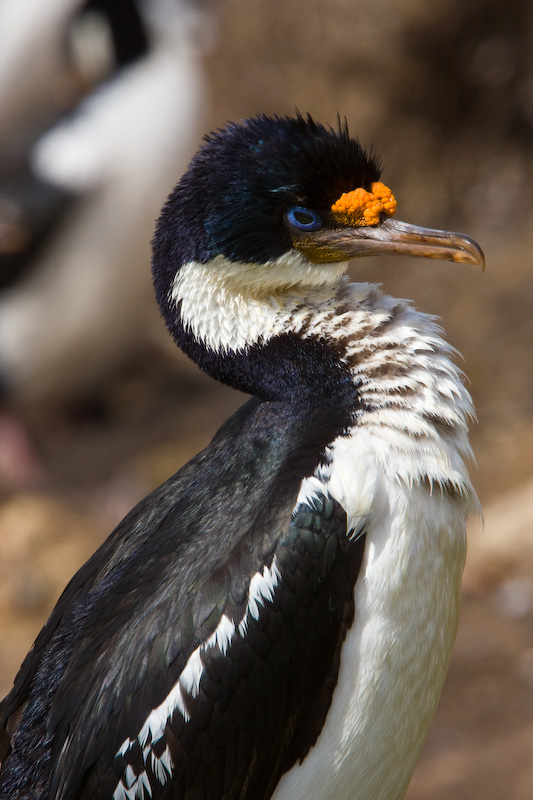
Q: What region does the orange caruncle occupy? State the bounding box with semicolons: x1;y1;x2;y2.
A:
331;181;397;226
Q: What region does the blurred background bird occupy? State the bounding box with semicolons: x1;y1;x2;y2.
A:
0;1;532;798
0;0;211;483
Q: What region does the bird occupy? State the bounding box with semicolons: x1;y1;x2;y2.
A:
0;113;484;800
0;0;209;410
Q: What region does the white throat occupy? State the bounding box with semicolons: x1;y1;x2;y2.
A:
171;251;350;353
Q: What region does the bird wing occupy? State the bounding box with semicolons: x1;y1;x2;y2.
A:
1;397;366;800
58;495;364;800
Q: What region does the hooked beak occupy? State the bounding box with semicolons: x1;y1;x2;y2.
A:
295;217;485;269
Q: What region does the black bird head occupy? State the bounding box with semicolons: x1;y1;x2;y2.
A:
152;113;483;315
153;114;379;270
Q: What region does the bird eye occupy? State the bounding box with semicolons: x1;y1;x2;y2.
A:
286;207;322;232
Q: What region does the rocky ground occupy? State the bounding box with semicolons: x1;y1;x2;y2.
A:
1;0;532;796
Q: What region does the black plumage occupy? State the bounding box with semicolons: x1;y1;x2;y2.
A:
0;387;364;798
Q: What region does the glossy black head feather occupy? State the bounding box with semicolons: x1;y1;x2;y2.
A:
151;114;381;318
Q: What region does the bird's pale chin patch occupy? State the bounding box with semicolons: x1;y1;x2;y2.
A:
184;251;351;298
171;254;351;354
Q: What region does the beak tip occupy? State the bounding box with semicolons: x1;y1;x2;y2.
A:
453;236;485;271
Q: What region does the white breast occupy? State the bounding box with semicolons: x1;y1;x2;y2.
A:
275;456;469;800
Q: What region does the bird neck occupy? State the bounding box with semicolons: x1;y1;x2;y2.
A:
163;254;475;493
166;253;355;406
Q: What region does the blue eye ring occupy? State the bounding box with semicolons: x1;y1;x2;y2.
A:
286;206;323;232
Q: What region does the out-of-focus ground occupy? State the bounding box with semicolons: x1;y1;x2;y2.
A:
1;0;532;797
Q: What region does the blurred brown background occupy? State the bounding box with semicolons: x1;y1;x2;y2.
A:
0;0;532;797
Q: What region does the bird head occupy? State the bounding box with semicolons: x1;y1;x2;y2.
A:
151;113;484;361
153;113;483;304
